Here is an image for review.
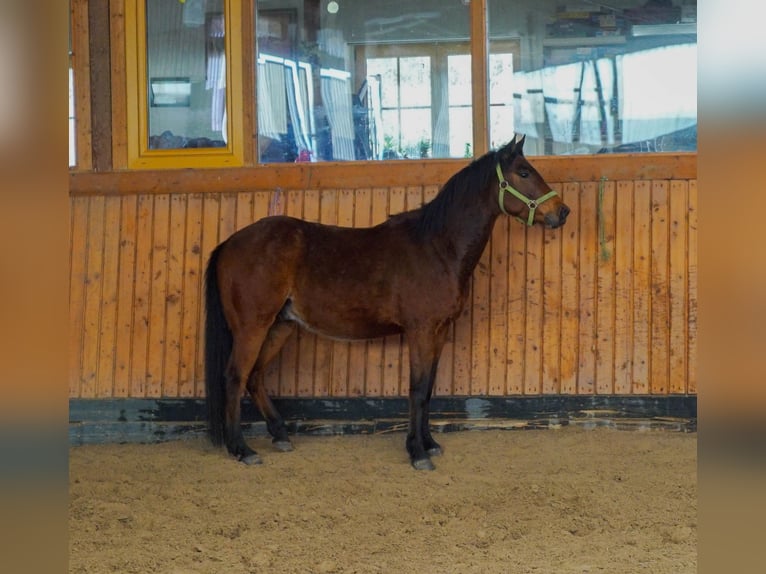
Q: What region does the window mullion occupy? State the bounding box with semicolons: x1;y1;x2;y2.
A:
470;0;489;157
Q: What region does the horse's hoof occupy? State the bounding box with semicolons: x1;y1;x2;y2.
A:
427;446;443;457
411;457;436;471
272;440;294;453
239;453;263;465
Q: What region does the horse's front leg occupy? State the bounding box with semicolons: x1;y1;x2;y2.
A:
420;361;442;457
406;371;435;471
406;327;447;470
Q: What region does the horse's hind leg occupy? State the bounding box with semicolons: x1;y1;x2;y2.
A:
246;320;296;452
225;331;269;465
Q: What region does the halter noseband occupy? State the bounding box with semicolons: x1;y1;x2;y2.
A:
495;162;559;226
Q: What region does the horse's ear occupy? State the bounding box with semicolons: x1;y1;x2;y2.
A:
498;138;515;163
515;134;526;154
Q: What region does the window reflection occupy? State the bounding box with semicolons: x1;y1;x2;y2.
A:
256;0;471;163
146;0;228;150
489;0;697;155
253;0;696;161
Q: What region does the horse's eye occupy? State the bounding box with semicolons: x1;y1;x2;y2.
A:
518;170;529;178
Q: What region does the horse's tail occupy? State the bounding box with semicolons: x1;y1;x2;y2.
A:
204;242;232;447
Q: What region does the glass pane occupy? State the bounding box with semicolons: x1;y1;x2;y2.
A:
69;67;76;167
448;55;471;107
367;58;399;108
256;0;470;162
146;0;228;150
399;57;431;108
489;0;697;155
448;107;472;158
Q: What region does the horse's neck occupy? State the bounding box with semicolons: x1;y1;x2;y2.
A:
436;198;499;285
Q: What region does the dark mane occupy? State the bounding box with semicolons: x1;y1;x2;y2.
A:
409;149;501;238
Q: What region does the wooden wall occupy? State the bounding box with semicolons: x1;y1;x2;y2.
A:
69;175;697;400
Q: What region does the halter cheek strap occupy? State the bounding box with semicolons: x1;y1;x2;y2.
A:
496;163;559;226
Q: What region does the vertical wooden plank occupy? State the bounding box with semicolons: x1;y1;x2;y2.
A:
577;182;598;394
72;0;93;170
687;180;698;394
650;180;670;394
488;216;509;395
595;180;615;395
254;191;277;391
240;0;255;165
162;194;187;398
506;219;527;394
69;197;89;397
348;188;372;396
669;180;688;393
178;194;203;398
559;183;580;394
470;245;491;395
261;190;282;393
452;303;472;396
253;190;272;222
613;181;634;394
523;226;544;395
435;323;455;397
146;195;170;397
402;184;425;392
422;184;455;396
311;189;339;397
399;187;425;395
113;196;138;397
383;187;405;396
470;0;489;156
95;197;122;397
542;196;563;395
406;186;424;210
80;196;106;398
109;0;127;168
131;194;154;398
329;189;355;396
278;190;304;397
423;184;439;204
632;181;651;394
364;188;390;397
236;191;255;231
88;0;112;171
219;192;237;244
196;194;221;397
297;190;320;397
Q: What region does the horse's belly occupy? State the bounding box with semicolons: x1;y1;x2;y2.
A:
280;301;401;342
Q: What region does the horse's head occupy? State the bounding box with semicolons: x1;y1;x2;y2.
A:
495;135;570;229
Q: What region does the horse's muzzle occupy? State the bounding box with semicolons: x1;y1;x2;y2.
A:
544;204;570;229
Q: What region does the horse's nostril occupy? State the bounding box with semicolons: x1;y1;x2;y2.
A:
560;205;570;220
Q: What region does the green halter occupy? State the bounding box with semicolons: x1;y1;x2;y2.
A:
495;162;559;226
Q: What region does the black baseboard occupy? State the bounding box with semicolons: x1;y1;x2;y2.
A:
69;395;696;445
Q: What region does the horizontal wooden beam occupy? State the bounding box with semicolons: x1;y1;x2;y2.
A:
69;153;696;196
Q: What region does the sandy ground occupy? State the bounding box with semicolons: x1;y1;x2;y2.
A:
69;428;696;573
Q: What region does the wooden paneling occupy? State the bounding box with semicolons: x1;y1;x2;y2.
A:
69;178;698;400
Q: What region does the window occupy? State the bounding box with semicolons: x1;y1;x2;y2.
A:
489;0;697;155
255;1;472;162
125;0;244;168
119;0;696;168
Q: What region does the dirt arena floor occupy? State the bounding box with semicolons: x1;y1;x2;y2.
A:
69;428;696;573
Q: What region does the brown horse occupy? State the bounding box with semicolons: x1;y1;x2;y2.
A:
204;135;570;470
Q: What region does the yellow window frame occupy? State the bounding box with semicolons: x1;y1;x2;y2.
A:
125;0;244;169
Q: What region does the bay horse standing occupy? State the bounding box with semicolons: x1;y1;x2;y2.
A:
205;135;570;470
